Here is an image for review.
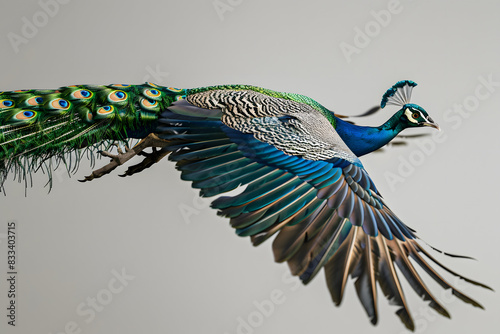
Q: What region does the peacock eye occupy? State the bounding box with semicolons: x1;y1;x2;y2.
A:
108;90;128;103
412;112;419;119
49;98;71;110
0;99;14;108
14;109;36;120
144;88;161;99
26;96;43;106
71;89;93;99
140;98;158;109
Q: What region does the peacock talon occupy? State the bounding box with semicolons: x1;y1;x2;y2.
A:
77;133;169;182
119;147;169;178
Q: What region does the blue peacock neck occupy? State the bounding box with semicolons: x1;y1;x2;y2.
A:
334;111;405;157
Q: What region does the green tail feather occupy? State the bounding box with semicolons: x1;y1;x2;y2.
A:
0;83;186;189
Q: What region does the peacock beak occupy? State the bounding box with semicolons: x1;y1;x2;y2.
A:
422;122;441;131
422;116;440;131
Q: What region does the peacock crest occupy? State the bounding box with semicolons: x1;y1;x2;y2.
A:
381;80;418;108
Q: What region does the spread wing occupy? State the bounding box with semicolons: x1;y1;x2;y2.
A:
157;89;490;331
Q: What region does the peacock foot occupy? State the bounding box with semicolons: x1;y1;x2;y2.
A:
79;133;169;182
118;147;170;178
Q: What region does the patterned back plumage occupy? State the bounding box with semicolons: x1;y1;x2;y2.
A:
187;84;337;127
184;89;357;164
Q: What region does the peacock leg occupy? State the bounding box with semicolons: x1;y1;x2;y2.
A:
79;133;169;182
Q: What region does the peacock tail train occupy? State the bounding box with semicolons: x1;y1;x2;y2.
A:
0;83;189;187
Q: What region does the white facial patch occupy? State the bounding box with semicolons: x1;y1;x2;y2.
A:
405;108;419;124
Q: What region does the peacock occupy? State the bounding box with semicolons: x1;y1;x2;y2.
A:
0;80;492;331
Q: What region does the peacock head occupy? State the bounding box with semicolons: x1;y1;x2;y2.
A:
381;80;440;131
399;103;440;130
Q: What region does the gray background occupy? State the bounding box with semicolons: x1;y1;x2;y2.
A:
0;0;499;333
